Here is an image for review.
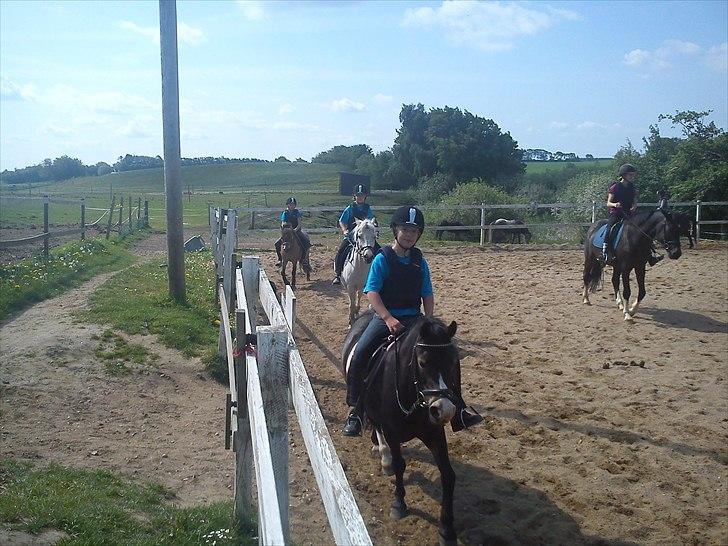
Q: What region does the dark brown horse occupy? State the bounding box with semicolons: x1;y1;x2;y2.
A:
280;223;311;288
673;211;696;248
582;202;682;321
341;311;461;545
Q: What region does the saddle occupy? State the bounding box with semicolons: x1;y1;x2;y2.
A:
592;222;625;250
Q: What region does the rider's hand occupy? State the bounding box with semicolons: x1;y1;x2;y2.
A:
384;315;404;335
613;203;622;208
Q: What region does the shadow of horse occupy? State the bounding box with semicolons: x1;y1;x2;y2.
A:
639;307;728;334
398;444;637;545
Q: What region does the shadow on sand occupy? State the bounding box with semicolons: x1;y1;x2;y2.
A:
639;307;727;334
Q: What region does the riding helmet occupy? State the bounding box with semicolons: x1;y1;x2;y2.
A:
618;163;637;177
390;206;425;233
286;196;297;205
353;184;367;196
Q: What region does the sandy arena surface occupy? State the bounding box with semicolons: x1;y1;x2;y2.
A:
1;233;726;545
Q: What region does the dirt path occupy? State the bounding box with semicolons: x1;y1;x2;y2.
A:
2;234;727;546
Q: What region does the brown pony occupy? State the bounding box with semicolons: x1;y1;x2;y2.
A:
280;223;311;288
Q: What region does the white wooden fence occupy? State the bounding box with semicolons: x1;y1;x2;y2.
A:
212;207;371;545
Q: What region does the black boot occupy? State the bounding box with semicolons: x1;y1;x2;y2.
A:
342;411;363;436
451;405;483;432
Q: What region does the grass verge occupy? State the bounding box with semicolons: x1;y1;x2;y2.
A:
83;250;219;359
0;459;253;545
0;235;141;321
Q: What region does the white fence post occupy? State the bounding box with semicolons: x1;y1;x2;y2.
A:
284;285;296;336
257;325;290;544
241;257;260;328
591;200;597;223
695;200;701;245
224;210;237;310
479;202;486;246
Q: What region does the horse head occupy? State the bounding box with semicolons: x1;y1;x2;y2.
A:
658;210;683;260
409;317;459;426
352;218;378;263
280;222;297;253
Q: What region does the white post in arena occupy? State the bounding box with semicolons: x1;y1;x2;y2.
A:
479;202;486;246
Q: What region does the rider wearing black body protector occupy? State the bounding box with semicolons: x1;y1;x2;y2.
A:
332;184;379;285
342;206;483;437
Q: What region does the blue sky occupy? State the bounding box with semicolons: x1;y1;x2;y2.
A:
1;0;726;171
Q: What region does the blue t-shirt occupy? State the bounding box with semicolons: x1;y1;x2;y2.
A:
364;250;433;318
339;203;374;227
280;209;302;225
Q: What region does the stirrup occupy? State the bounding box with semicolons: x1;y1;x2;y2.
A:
342;414;362;436
332;276;341;285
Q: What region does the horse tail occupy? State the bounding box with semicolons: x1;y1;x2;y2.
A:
585;260;603;293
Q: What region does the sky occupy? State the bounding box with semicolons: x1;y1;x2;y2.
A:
1;0;727;171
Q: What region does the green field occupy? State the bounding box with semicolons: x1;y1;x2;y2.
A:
1;162;413;230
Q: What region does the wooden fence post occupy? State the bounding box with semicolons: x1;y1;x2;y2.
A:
257;324;290;544
283;285;296;336
80;198;86;240
106;195;116;240
144;200;149;227
695;200;701;245
591;200;597;224
240;256;260;327
137;197;141;222
43;195;49;258
118;196;124;233
233;295;253;524
224;211;237;311
128;196;132;231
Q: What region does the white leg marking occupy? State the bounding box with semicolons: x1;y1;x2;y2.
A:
376;429;393;476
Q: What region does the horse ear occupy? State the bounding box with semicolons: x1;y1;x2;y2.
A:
446;321;457;338
372;217;378;227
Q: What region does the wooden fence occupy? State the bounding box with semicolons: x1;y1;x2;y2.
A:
212;207;371;545
0;195;150;255
217;200;728;245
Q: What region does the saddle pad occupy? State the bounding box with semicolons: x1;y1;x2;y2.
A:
592;223;624;250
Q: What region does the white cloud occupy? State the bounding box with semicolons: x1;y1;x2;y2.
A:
116;119;155;138
178;23;206;46
237;0;265;21
372;93;393;104
549;121;569;130
330;98;366;113
623;39;723;72
41;123;75;137
273;121;319;132
402;1;579;51
119;20;205;46
705;42;727;72
1;79;38;102
278;103;294;115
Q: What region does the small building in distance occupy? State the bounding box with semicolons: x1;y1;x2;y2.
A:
339;172;370;195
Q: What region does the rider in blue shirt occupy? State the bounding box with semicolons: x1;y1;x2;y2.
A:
332;184;378;284
275;197;310;266
342;205;483;436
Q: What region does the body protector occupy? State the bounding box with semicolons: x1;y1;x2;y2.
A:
378;246;423;311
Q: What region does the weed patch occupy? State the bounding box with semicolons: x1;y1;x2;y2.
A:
93;329;159;376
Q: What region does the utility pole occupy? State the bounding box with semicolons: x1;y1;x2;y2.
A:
159;0;185;302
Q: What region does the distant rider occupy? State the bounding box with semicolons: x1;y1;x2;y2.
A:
332;184;379;284
342;205;483;437
275;197;310;266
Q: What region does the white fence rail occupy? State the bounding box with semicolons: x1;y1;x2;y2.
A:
212;207;371;546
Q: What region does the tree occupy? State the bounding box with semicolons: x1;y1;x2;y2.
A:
311;144;372;170
274;156;291;162
391;104;524;195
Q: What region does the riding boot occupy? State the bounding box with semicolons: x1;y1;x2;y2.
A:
601;242;609;263
343;375;364;436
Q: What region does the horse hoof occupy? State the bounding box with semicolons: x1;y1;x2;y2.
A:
582;299;591;305
624;315;635;323
390;505;407;520
381;464;394;476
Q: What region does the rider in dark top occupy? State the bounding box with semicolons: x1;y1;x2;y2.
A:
342;206;483;437
332;184;379;284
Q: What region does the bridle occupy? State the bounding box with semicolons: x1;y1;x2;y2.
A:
352;223;377;263
623;209;680;254
393;335;457;417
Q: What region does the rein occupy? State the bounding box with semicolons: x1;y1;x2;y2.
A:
392;334;456;417
622;209;679;252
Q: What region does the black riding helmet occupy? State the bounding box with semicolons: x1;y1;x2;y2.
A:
618;163;637;177
286;196;297;205
353;184;367;198
390;206;425;233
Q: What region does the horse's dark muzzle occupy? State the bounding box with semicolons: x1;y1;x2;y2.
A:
669;249;682;259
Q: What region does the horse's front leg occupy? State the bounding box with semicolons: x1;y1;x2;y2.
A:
291;261;297;289
628;264;647;317
422;428;457;546
348;288;357;326
374;429;393;475
385;436;407;520
280;261;288;286
612;267;623;309
621;269;633;322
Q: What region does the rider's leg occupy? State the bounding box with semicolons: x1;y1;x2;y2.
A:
343;315;390;436
274;238;282;265
332;238;350;283
445;360;484;432
603;215;619;263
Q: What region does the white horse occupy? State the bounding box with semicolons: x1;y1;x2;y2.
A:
341;218;378;325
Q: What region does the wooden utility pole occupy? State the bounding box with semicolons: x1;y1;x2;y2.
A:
159;0;186;302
